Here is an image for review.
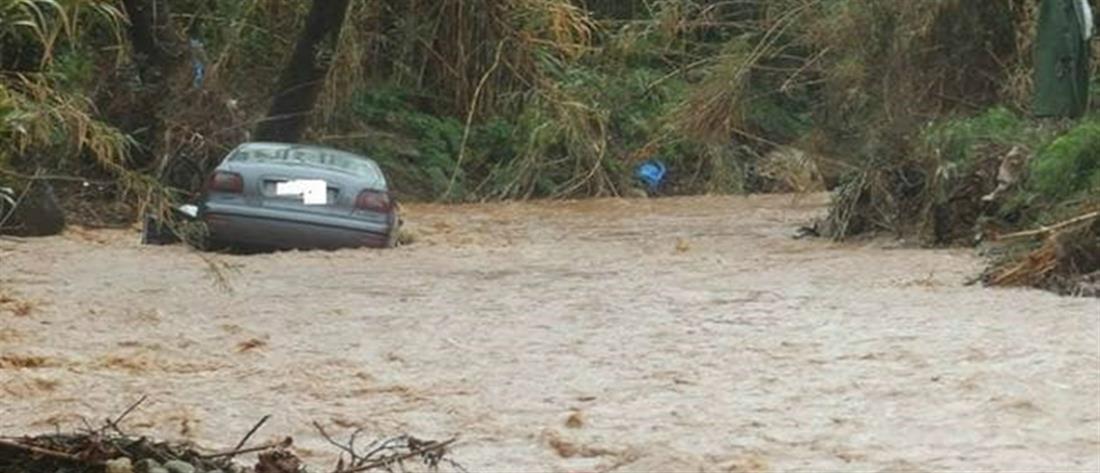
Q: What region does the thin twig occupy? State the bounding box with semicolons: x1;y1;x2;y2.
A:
779;46;831;93
356;436;406;467
104;395;148;436
443;39;506;201
441;458;471;473
346;427;370;464
226;414;271;460
639;56;718;97
194;251;236;293
338;438;456;473
201;438;290;459
77;416;98;435
313;422;360;464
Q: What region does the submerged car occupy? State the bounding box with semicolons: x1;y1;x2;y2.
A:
172;142;399;250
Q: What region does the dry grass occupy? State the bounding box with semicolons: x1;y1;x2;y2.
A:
757;146;826;193
1;0;128;186
0;76;131;171
325;0;595;120
672;1;819;146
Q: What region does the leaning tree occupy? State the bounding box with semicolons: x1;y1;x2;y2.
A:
254;0;352;143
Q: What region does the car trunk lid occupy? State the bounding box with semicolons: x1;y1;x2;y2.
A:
228;162;369;217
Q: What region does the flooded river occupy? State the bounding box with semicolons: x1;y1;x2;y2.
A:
1;194;1098;472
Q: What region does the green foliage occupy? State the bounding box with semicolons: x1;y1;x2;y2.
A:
1031;119;1100;201
922;108;1031;164
347;87;466;198
745;95;812;144
334;35;717;200
52;48;94;92
0;0;127;165
351;85;415;125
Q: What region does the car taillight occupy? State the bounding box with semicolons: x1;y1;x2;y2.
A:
206;171;243;193
355;190;392;212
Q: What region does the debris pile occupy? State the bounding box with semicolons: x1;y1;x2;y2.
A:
820;141;1011;245
983;210;1100;296
0;400;465;473
1;430;462;473
0;433;261;473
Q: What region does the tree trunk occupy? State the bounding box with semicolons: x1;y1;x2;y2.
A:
254;0;352;143
120;0;179;86
119;0;183;169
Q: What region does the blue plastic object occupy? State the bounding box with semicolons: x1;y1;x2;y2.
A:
190;38;206;88
635;159;667;192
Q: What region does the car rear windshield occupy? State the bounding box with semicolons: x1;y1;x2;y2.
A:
229;144;386;188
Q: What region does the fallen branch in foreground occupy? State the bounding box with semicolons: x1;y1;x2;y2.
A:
1;398;468;473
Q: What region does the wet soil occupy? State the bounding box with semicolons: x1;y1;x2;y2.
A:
1;194;1098;472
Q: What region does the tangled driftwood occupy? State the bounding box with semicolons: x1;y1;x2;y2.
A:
0;397;466;473
983;210;1100;296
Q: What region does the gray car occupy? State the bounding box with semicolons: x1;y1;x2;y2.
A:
192;142;400;250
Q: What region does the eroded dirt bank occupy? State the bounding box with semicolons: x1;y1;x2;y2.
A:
1;194;1098;472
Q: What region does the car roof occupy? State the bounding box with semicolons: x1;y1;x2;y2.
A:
235;142;377;162
228;142;388;189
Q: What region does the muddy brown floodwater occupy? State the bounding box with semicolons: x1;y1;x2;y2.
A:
1;194;1098;472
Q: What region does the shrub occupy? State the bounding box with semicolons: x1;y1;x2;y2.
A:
1031;119;1100;202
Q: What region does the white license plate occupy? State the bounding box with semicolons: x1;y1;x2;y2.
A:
275;179;328;205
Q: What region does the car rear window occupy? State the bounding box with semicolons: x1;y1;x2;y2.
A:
229;144;386;188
